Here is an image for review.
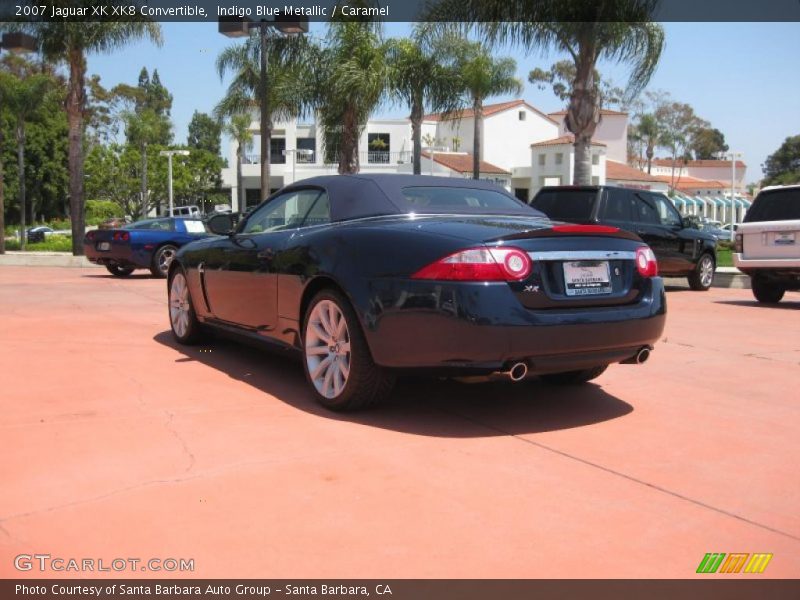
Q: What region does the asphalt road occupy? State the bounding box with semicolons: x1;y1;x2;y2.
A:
1;267;798;578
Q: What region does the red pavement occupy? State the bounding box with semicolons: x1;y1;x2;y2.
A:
0;266;798;578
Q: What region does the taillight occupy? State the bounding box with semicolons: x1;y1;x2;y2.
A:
112;231;130;242
86;231;95;241
734;234;743;253
411;246;532;282
635;246;658;278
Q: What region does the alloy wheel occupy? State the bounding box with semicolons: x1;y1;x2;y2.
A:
699;255;714;288
305;299;351;399
169;272;190;338
158;247;177;275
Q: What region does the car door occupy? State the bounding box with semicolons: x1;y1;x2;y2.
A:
648;193;695;273
629;192;682;275
202;187;328;331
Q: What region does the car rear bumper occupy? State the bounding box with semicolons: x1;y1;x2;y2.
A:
362;277;667;372
83;243;149;268
733;254;800;270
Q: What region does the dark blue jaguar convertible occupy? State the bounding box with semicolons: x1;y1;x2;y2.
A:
168;175;666;411
84;217;209;278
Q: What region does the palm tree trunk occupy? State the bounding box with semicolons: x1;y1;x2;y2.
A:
646;144;654;173
17;122;26;251
411;98;423;175
259;24;271;201
573;135;593;186
67;48;86;255
140;142;148;218
236;144;245;211
472;101;482;180
568;36;599;186
339;107;359;175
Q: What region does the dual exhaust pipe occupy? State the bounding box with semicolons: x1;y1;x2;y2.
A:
496;345;653;383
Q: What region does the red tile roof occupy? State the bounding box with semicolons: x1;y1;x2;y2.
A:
606;161;663;183
651;158;746;169
652;175;729;191
548;108;628;117
423;99;558;125
530;135;606;148
421;151;510;175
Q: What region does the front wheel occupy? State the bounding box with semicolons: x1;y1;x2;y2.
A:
751;277;785;304
168;268;203;344
540;365;608;385
106;264;135;277
688;253;715;291
302;289;394;411
151;244;178;278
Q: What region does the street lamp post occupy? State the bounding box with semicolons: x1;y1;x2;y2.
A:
219;16;309;201
726;151;742;241
159;150;190;216
284;148;314;184
0;32;37;255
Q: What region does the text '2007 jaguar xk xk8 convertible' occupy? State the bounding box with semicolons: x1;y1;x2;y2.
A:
167;174;666;411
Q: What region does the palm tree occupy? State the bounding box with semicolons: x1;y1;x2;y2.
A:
222;113;254;213
14;17;162;254
313;22;390;174
455;42;522;179
0;72;51;250
387;28;464;174
216;32;311;200
425;0;664;185
637;113;660;173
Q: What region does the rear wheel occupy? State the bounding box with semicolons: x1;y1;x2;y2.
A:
540;365;608;385
302;289;394;411
106;264;134;277
168;268;203;344
751;276;785;304
151;244;178;278
688;253;715;291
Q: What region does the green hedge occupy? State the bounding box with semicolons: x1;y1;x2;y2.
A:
4;236;73;252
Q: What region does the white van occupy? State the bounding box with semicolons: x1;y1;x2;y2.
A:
166;205;201;218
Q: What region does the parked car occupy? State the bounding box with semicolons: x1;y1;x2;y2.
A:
83;217;210;278
530;186;718;290
733;184;800;303
169;175;666;411
26;226;53;243
166;205;201;218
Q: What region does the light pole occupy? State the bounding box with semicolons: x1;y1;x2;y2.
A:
726;151;742;241
219;16;309;201
284;148;314;184
159;150;190;216
0;32;37;255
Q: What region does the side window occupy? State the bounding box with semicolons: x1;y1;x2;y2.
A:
633;194;660;225
599;190;633;221
651;194;682;227
242;189;327;234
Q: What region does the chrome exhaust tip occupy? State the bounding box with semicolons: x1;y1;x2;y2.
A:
508;362;528;382
636;347;651;364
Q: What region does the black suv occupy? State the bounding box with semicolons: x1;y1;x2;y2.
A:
531;186;718;290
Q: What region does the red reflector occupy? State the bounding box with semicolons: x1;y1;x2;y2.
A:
144;244;154;250
551;224;619;234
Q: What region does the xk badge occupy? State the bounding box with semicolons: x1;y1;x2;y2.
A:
524;285;540;293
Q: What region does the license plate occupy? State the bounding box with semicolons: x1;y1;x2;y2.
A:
98;242;110;251
774;232;795;245
563;261;611;296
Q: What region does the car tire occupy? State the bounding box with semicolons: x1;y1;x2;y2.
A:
540;365;608;385
751;276;785;304
688;253;715;291
105;264;135;277
168;268;204;344
150;244;178;278
302;289;394;411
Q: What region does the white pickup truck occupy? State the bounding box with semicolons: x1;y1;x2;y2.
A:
734;185;800;303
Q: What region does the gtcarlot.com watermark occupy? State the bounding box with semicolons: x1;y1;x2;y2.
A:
14;554;195;573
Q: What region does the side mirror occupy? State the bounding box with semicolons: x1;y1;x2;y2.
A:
206;213;238;236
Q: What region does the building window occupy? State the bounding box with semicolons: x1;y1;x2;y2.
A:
296;137;316;163
555;153;563;165
518;110;526;121
270;138;286;164
592;153;600;166
367;133;390;163
538;154;546;166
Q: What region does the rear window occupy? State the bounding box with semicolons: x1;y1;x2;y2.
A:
745;189;800;222
531;189;597;222
130;219;174;231
183;220;207;233
399;186;533;214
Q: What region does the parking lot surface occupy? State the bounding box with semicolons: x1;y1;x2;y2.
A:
1;266;798;578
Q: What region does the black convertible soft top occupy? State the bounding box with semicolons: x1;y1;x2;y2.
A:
275;174;542;222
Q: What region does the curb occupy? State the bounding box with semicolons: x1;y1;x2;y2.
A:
0;252;98;268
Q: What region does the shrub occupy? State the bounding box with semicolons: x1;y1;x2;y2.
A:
85;200;124;223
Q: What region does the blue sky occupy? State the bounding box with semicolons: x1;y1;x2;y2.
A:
87;21;800;184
